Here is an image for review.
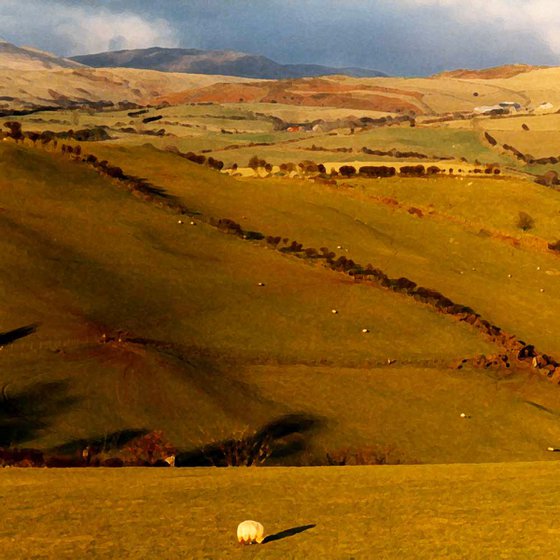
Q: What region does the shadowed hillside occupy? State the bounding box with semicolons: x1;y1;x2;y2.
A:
1;139;560;464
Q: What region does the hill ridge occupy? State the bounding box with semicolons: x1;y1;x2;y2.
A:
71;46;387;79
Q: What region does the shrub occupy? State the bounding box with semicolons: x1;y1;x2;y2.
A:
548;240;560;252
538;170;559;187
484;132;497;146
516;211;535;231
3;121;24;142
123;431;176;466
400;165;425;177
339;165;356;177
359;165;396;178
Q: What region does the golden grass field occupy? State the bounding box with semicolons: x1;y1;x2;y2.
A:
4;463;560;559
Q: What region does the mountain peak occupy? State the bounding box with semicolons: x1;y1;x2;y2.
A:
71;46;387;79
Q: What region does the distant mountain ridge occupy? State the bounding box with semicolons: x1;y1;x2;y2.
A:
71;47;387;79
0;40;82;70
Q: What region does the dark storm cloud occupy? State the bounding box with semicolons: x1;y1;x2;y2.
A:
1;0;558;75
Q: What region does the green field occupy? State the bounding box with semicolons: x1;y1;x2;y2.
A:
4;463;560;559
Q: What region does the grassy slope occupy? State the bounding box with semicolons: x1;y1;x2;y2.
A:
4;463;560;559
82;144;560;356
1;141;506;459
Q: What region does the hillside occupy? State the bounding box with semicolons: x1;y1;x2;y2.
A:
0;40;81;71
2;137;560;465
71;47;387;79
435;64;546;80
0;67;255;113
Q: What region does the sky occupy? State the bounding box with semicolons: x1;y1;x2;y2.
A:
1;0;560;75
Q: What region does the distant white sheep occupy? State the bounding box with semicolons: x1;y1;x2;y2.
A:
237;520;265;545
362;328;369;333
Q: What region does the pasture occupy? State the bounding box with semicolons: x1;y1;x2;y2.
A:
3;463;560;559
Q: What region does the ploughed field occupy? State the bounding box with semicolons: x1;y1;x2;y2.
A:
3;463;560;559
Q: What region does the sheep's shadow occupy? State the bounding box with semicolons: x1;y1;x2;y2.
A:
263;524;316;544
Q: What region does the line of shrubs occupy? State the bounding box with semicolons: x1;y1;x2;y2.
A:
0;431;176;468
165;146;225;170
484;135;560;179
266;235;560;381
362;146;453;161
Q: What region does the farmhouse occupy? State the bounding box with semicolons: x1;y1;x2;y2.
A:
474;101;521;115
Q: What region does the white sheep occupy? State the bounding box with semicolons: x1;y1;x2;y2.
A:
164;455;175;467
237;520;265;545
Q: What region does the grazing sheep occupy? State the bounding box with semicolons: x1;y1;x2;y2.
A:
331;309;338;314
362;328;369;333
257;282;265;287
547;447;560;452
237;520;265;545
540;288;545;293
190;221;196;225
177;220;183;224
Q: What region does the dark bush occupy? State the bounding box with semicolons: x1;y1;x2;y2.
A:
537;170;559;187
142;115;163;124
359;165;396;178
3;121;24;142
400;165;425;177
484;132;497;146
516;211;535;231
339;165;357;177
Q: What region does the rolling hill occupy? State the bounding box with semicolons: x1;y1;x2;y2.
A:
71;47;387;79
2;136;560;466
0;39;81;71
